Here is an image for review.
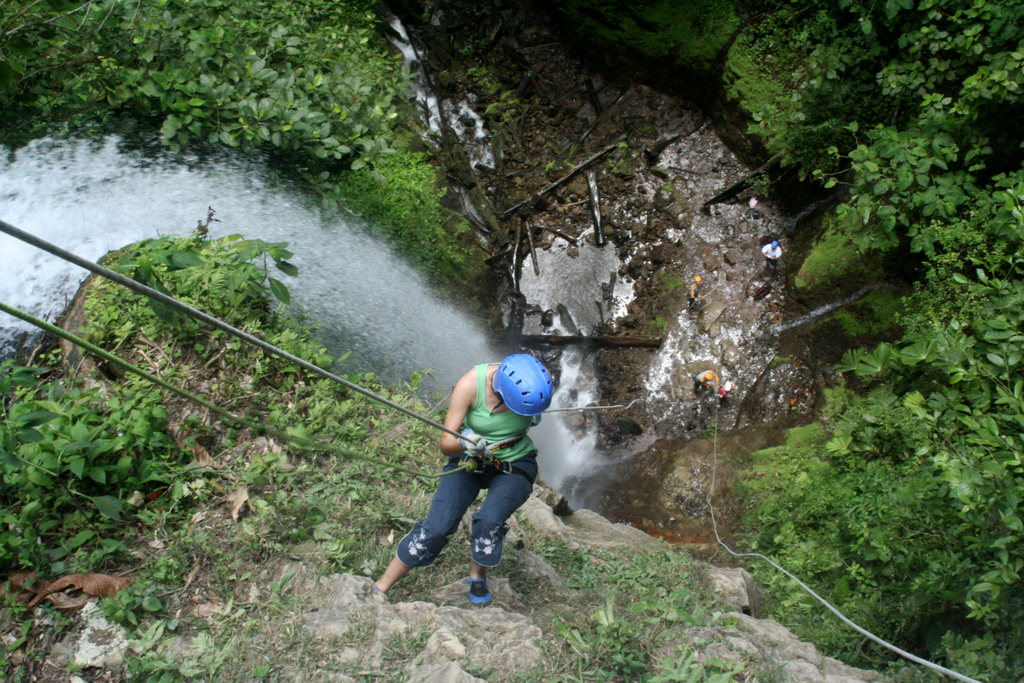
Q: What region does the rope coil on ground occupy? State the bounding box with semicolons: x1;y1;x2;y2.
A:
706;402;982;683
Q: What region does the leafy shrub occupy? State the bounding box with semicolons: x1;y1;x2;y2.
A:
744;267;1024;678
0;0;407;169
0;363;189;571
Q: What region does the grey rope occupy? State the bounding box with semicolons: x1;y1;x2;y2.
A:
545;398;645;413
706;402;982;683
0;219;463;440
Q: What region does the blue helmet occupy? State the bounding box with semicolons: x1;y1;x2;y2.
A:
771;240;779;248
494;354;553;416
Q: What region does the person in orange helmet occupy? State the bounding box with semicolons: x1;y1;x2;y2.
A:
687;275;703;311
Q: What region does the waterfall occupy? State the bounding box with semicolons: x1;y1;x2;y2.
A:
518;238;635;489
0;136;494;391
773;286;878;334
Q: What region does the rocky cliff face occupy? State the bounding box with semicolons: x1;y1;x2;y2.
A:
293;487;886;682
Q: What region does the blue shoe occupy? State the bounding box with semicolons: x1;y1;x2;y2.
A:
468;578;492;604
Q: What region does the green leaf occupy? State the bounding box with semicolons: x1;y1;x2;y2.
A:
92;495;123;521
275;260;299;277
88;467;107;484
149;298;180;325
269;277;291;305
169;251;206;269
17;428;44;443
66;530;96;550
142;596;162;611
13;410;59;428
69;458;86;478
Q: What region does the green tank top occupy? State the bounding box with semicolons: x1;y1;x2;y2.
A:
463;364;536;462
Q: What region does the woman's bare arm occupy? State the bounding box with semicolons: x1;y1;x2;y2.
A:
440;368;478;456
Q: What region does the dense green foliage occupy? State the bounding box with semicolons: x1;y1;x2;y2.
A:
0;0;471;281
743;0;1024;251
1;233;318;572
714;1;1024;679
0;0;403;165
547;0;740;77
744;262;1024;679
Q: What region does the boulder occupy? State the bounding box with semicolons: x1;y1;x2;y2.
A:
704;566;763;617
303;574;542;679
697;300;727;334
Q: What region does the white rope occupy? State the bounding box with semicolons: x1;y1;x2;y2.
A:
706;402;982;683
545;398;645;413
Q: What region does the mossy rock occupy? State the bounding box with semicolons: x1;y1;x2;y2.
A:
824;290;907;338
793;214;881;296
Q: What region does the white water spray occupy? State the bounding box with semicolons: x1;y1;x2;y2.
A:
773;286;877;334
0;136;493;389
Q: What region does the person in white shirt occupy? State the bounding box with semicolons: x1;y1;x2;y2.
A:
761;240;782;271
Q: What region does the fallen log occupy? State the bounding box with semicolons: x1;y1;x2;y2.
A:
538;225;578;245
701;154;780;211
499;136;626;218
519;334;662;348
586;169;604;246
525;220;540;276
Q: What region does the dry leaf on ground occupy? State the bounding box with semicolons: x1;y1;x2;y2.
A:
191;596;224;618
2;571;43;604
227;487;253;521
27;573;132;608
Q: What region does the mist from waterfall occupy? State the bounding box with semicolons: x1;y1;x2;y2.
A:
0;136;493;391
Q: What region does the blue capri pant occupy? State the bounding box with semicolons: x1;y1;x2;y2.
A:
396;452;538;568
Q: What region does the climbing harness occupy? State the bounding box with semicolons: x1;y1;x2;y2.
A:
458;454;532;480
0;300;474;479
705;401;982;683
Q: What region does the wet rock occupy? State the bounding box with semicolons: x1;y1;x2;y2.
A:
715;338;741;367
567;178;587;197
653;186;676;211
534;482;572;516
696;300;727;334
617;418;643;436
649;244;676;265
